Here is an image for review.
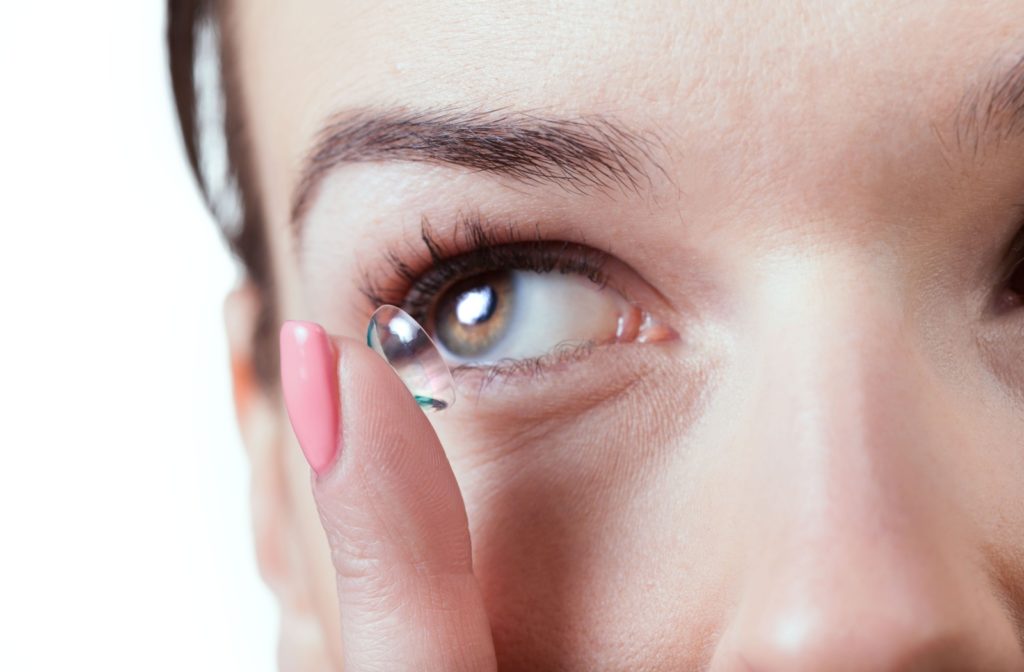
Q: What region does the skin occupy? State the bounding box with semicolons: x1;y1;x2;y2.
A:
221;0;1024;668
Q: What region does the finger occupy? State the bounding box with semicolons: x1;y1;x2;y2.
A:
279;320;497;672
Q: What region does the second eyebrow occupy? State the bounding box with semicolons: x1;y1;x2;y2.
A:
290;106;669;230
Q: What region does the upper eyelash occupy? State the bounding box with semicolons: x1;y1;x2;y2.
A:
357;211;611;326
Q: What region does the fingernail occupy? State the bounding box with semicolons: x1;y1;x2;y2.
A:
279;321;340;474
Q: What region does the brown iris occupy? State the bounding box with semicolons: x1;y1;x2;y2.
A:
433;270;514;358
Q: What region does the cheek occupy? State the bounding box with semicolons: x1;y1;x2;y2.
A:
427;342;729;665
957;331;1024;539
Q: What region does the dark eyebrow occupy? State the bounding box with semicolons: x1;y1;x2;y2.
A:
290;48;1024;232
953;48;1024;159
289;106;669;232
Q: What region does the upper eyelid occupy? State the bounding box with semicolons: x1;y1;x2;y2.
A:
353;209;684;340
357;212;515;310
356;211;606;313
406;244;611;320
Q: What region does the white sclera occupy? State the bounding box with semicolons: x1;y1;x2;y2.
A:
366;304;456;412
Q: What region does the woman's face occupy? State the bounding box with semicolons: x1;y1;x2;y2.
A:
225;0;1024;668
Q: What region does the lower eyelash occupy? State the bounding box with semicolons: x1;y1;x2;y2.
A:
451;338;599;394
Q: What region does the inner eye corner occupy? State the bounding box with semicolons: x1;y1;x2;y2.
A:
994;289;1024;315
986;256;1024;316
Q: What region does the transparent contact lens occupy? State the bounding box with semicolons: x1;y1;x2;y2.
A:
366;304;456;412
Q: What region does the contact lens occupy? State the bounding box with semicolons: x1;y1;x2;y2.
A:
366;304;456;412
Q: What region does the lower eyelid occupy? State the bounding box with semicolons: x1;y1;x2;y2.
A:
447;336;683;420
448;328;693;412
450;339;600;393
447;298;683;398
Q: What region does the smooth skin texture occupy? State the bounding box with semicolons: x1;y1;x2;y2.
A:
222;1;1024;669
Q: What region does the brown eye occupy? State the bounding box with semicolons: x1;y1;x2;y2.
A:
433;271;514;358
425;269;640;365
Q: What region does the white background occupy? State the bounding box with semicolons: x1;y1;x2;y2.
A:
0;2;278;669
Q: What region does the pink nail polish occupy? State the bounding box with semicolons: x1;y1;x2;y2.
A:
279;321;340;474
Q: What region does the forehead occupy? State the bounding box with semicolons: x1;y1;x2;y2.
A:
231;0;1024;229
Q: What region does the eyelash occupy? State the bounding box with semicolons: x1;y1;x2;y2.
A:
359;212;612;326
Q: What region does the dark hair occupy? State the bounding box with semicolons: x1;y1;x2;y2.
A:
167;0;279;387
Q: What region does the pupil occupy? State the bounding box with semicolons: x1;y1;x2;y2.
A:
455;285;498;325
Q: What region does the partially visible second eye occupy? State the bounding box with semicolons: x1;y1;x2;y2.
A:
1009;261;1024;298
429;269;641;364
996;232;1024;312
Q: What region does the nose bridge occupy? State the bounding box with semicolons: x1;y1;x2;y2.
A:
735;254;940;535
750;255;939;537
709;254;1023;670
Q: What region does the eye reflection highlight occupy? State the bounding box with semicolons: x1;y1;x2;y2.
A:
367;305;456;412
